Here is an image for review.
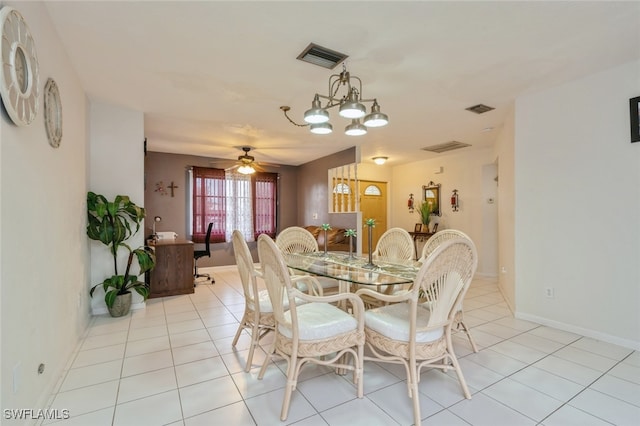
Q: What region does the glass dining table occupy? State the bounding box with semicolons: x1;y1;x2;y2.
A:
282;251;421;293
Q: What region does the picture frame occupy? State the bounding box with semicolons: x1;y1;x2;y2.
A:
630;96;640;143
414;223;423;233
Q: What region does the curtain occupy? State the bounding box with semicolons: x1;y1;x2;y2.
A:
225;171;252;242
253;172;277;239
192;166;226;243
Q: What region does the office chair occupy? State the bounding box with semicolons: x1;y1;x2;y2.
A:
194;222;214;285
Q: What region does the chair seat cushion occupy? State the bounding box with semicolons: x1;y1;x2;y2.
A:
364;302;443;343
280;303;358;341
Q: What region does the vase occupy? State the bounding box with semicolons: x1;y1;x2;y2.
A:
348;235;354;259
108;292;132;317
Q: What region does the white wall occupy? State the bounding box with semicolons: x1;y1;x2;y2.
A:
494;107;516;310
515;60;640;349
390;147;497;276
0;1;89;414
89;101;145;314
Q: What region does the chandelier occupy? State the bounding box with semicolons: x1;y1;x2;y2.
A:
280;64;389;136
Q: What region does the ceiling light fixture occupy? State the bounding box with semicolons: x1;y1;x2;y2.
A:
280;63;388;136
237;164;256;175
372;156;388;165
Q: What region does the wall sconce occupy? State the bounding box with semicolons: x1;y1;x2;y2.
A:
408;193;414;212
451;190;459;212
372;156;388;165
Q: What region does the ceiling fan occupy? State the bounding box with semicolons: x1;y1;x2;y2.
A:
214;147;279;174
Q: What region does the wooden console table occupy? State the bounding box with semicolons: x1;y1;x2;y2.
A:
408;231;434;260
147;239;194;298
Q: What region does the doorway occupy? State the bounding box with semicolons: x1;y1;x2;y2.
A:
359;180;387;254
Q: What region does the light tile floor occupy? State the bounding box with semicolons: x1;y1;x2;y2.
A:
42;266;640;426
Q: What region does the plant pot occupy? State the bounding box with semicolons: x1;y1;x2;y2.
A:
108;292;132;317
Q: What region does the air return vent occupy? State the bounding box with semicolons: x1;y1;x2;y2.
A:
296;43;348;69
422;141;471;154
465;104;495;114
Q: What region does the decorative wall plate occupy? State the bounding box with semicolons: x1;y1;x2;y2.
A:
0;7;40;126
44;78;62;147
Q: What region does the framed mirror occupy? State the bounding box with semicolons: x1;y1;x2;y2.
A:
422;182;441;216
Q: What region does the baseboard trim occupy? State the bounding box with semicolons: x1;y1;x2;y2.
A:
516;311;640;351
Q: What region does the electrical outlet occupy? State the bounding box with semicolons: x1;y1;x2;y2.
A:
544;287;554;298
312;213;318;219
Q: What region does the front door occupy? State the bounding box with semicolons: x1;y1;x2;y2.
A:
359;180;387;254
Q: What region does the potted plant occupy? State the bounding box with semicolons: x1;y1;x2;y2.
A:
417;201;435;231
87;191;155;317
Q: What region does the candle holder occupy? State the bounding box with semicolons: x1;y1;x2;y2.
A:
321;224;331;255
344;229;356;259
364;218;376;268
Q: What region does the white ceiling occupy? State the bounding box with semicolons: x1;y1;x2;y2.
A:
44;1;640;167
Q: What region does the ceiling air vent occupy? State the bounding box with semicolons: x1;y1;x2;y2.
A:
422;141;472;154
296;43;348;69
465;104;495;114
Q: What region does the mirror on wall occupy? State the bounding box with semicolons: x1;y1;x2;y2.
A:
422;181;441;216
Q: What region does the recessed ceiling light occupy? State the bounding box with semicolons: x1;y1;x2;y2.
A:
482;127;494;132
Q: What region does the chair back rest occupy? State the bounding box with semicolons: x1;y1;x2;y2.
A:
275;226;319;254
258;234;299;335
232;230;258;308
412;238;478;329
203;222;213;254
419;229;471;262
374;227;414;261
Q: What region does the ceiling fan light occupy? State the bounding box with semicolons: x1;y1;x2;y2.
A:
339;101;366;119
310;122;333;134
345;120;367;136
237;165;256;175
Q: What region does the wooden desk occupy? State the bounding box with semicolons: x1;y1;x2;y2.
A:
147;239;194;298
408;231;434;260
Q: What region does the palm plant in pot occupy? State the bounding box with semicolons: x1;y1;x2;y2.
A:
87;192;156;317
417;200;435;232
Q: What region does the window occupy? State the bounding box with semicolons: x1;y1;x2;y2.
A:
364;185;381;196
191;167;277;243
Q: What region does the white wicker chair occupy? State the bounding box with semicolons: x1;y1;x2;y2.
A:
356;238;478;426
373;227;415;262
231;231;319;372
419;229;478;352
257;234;366;421
276;226;339;294
361;227;415;305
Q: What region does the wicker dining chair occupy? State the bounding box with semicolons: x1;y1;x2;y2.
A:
231;231;320;372
373;227;415;262
360;227;415;306
257;234;366;421
275;226;339;295
419;229;479;352
355;238;478;426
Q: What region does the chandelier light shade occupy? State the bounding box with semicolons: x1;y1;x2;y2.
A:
345;119;367;136
281;63;388;136
310;122;333;134
363;100;389;127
